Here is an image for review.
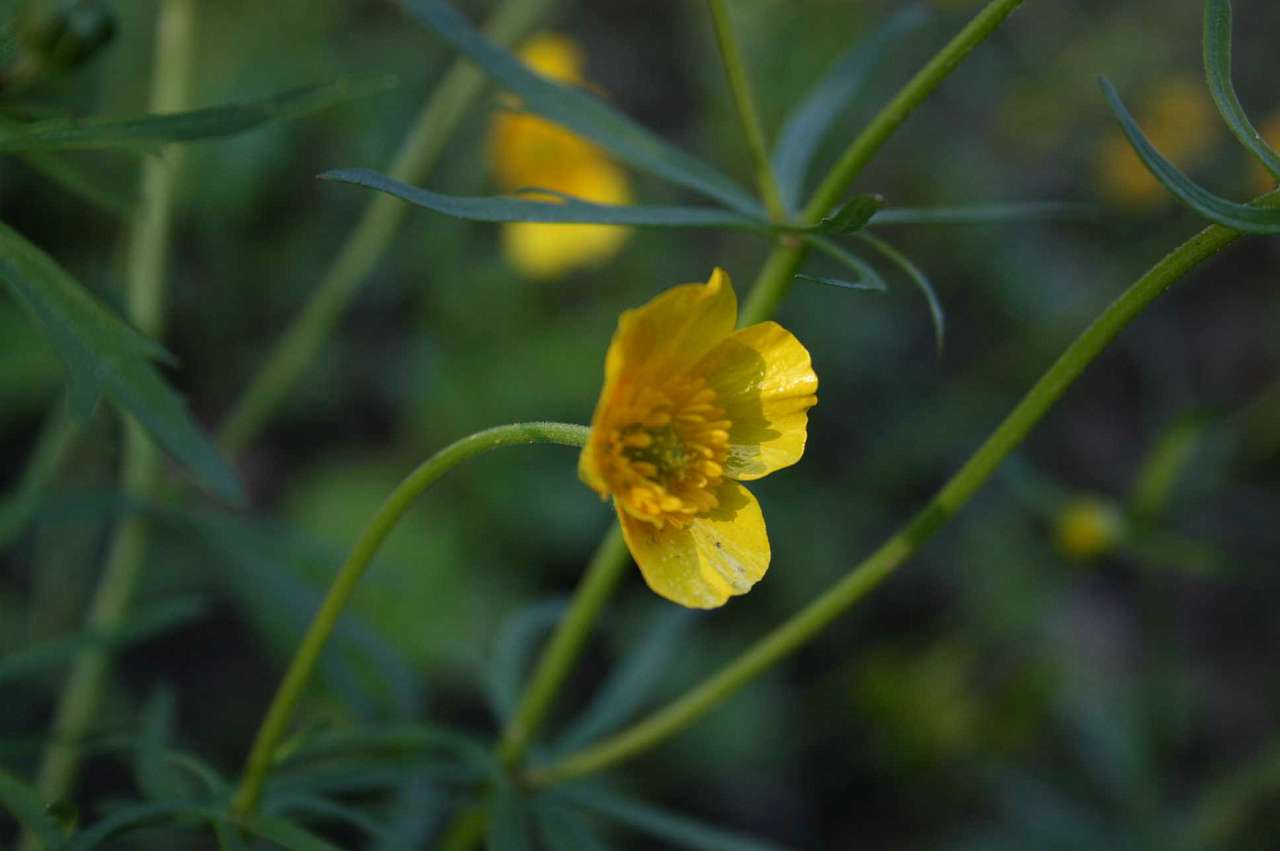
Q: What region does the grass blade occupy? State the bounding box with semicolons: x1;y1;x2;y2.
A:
1099;77;1280;234
401;0;759;214
1203;0;1280;178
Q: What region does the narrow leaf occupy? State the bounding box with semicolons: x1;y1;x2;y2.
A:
869;202;1094;226
321;168;768;231
0;767;65;851
556;786;794;851
555;609;694;752
237;813;345;851
488;598;566;723
1099;77;1280;234
0;77;394;153
854;232;946;352
135;689;178;802
0;224;244;501
805;236;890;293
401;0;760;213
488;780;534;851
817;193;884;234
534;804;611;851
1203;0;1280;178
773;4;930;210
65;801;217;851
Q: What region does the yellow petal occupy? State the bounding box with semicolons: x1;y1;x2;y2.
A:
517;33;586;85
694;320;818;481
617;480;769;609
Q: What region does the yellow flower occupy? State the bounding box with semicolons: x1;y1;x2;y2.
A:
1055;498;1123;560
579;269;818;608
489;33;632;281
1095;76;1219;209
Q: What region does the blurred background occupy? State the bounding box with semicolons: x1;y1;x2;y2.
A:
3;0;1280;847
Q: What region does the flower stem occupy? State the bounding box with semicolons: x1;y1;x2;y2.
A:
739;0;1028;325
497;524;629;768
230;422;589;818
19;4;194;845
706;0;786;221
525;195;1280;788
217;0;557;455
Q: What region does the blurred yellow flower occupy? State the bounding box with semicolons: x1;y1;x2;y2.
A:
1095;77;1219;209
489;33;632;280
580;269;818;608
1055;498;1123;560
1248;112;1280;193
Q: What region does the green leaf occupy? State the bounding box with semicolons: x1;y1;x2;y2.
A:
135;688;178;802
237;813;345;851
1203;0;1280;178
18;150;136;216
271;794;389;840
0;77;395;153
488;598;566;723
321;168;768;231
854;232;946;352
279;724;491;773
817;193;884;234
64;801;217;850
0;597;208;685
804;236;890;294
0;223;244;501
533;803;611;851
772;5;930;211
400;0;759;214
555;786;794;851
554;609;695;752
0;767;66;851
1098;77;1280;234
869;202;1095;226
487;780;534;851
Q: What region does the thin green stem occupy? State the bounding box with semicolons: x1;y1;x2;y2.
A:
527;193;1280;788
498;524;629;767
19;4;194;845
706;0;786;221
740;0;1028;325
217;0;557;454
230;422;589;818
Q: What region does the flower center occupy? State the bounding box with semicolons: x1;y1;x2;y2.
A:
603;377;732;528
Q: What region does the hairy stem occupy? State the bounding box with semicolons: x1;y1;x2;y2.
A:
527;194;1280;787
217;0;557;454
230;422;589;818
20;3;195;844
707;0;786;221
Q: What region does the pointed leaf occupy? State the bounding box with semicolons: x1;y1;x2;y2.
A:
0;223;243;501
795;273;886;293
773;5;930;210
1203;0;1280;178
321;168;768;230
0;767;66;851
401;0;759;213
0;77;394;153
1099;77;1280;234
805;236;890;294
817;193;884;234
854;232;946;352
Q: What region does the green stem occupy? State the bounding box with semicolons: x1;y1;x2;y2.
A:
706;0;786;221
217;0;557;454
230;422;589;818
740;0;1028;325
498;524;629;767
526;195;1280;788
19;4;194;844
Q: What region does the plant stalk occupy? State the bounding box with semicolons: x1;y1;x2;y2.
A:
526;193;1280;787
230;422;589;818
217;0;558;454
20;3;195;845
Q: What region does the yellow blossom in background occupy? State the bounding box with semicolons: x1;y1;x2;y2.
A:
1095;76;1219;209
580;269;818;608
1055;498;1123;560
1248;112;1280;193
488;33;632;281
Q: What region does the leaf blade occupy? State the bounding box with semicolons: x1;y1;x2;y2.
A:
854;232;946;352
1203;0;1280;178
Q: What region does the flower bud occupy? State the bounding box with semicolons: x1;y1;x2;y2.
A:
1055;498;1124;560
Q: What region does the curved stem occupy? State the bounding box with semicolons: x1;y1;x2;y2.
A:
707;0;786;221
526;194;1280;787
217;0;557;455
20;4;194;844
498;524;629;767
740;0;1028;325
230;422;589;818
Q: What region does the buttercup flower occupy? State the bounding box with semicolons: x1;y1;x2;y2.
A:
488;33;632;281
580;269;818;608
